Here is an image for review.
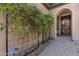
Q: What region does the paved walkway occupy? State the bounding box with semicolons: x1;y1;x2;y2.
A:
39;36;79;56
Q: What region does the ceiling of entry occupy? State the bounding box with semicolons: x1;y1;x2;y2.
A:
42;3;67;10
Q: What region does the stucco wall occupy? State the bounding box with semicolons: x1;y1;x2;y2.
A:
50;3;79;41
35;3;49;14
0;15;6;55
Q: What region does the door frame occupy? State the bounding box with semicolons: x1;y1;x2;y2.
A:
57;13;72;37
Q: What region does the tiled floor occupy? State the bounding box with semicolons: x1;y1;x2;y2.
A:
39;36;79;56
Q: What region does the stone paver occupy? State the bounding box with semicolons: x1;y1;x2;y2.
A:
39;36;79;56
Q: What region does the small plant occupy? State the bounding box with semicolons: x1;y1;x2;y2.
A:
0;23;4;32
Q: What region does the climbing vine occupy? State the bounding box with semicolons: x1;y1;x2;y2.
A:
0;3;54;40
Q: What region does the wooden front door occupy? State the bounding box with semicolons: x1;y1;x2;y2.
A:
60;15;71;35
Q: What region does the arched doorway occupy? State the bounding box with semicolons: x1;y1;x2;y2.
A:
57;9;72;36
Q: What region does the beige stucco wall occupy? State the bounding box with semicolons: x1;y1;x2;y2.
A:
0;15;6;55
50;3;79;41
35;3;49;14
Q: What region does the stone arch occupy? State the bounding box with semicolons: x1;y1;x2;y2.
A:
56;8;72;17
